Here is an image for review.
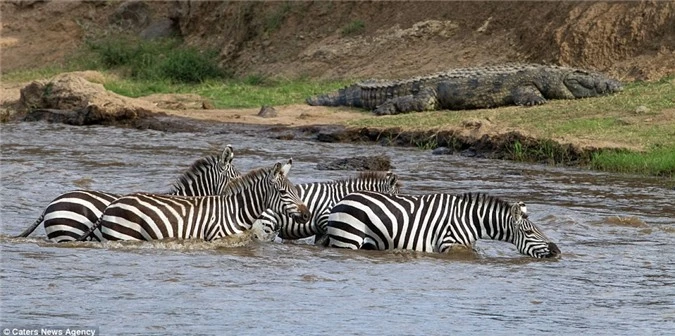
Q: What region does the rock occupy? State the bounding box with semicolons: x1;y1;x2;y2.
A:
459;148;477;157
140;18;180;40
18;72;155;126
461;119;483;129
109;1;151;30
635;105;650;114
276;133;295;140
477;16;492;33
24;108;90;125
316;132;343;142
316;155;392;171
257;105;278;118
0;107;18;123
202;101;215;110
432;147;453;155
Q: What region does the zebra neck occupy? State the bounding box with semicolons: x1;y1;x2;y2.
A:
478;208;515;244
227;186;271;230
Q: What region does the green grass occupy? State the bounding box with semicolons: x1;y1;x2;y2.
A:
345;78;675;177
591;145;675;177
3;66;68;83
103;77;351;108
347;78;675;150
265;2;292;32
341;19;366;36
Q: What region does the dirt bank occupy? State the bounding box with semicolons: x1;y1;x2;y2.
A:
1;1;674;81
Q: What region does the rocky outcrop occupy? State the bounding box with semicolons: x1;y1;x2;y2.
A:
109;0;151;30
17;72;156;126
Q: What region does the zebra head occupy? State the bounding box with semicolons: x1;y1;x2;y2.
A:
170;145;241;196
267;159;311;224
217;144;242;184
509;202;561;259
384;171;401;194
350;171;402;194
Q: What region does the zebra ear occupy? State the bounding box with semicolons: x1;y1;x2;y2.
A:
272;162;283;177
221;145;234;164
510;201;528;221
386;171;399;186
280;158;292;177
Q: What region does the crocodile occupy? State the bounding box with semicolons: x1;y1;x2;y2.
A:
306;64;623;115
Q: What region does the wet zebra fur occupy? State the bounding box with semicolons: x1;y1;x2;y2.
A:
322;191;560;258
252;171;401;242
16;146;240;242
77;159;311;242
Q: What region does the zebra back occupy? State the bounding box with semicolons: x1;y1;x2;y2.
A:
170;145;240;196
80;159;310;242
26;146;240;242
324;191;560;258
252;171;401;241
17;190;119;242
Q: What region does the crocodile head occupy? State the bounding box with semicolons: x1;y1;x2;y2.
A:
563;69;623;98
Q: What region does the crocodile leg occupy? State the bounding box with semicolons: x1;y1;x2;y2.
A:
373;88;439;115
512;85;547;106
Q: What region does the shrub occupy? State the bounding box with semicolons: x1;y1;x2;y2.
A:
341;19;365;36
157;48;223;83
86;36;225;83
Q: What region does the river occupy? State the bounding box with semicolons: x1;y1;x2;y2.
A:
1;121;673;335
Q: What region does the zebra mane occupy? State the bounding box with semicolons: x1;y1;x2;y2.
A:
458;193;514;212
332;171;401;187
169;154;219;192
220;165;275;197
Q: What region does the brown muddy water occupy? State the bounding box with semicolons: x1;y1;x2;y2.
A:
1;122;673;335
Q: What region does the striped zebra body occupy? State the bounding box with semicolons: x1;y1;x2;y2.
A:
17;146;240;242
252;171;400;242
36;190;119;242
80;160;310;242
324;191;560;258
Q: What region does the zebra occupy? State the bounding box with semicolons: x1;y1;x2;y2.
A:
321;191;560;258
251;171;401;242
76;159;311;242
16;146;241;242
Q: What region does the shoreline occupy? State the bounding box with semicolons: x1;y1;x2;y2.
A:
2;72;673;181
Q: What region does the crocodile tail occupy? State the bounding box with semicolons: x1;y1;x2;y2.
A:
306;84;363;108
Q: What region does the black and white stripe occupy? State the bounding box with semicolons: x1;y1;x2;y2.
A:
323;191;560;258
16;146;240;242
78;160;311;242
252;171;400;242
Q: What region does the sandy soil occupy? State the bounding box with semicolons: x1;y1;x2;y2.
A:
1;1;673;81
157;104;369;128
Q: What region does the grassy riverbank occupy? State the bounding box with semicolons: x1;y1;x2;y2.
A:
345;77;675;178
3;35;673;179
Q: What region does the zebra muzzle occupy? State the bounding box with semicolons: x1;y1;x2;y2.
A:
546;242;561;258
293;205;311;224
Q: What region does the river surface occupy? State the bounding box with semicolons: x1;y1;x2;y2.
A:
1;122;673;335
